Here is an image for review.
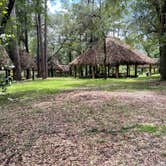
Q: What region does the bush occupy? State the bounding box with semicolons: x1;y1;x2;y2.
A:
0;72;12;92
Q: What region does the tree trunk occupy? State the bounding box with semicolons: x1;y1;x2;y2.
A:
160;0;166;80
7;5;21;81
24;17;29;53
43;0;48;79
103;37;107;79
36;13;43;78
24;11;31;80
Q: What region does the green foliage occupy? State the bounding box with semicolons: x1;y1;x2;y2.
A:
0;0;7;19
46;0;129;64
0;73;12;92
137;124;158;133
125;0;164;58
0;0;13;45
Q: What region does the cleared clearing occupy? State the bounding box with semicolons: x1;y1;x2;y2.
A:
0;79;166;166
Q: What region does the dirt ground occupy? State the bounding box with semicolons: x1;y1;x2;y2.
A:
0;90;166;166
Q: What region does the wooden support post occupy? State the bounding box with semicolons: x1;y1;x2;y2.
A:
92;66;95;79
32;68;35;80
69;66;72;76
5;69;8;79
127;65;130;77
89;66;92;77
135;64;138;77
5;69;8;84
8;69;11;77
141;68;144;74
51;68;54;77
104;65;107;79
98;65;100;74
85;65;88;77
116;65;119;78
149;64;152;75
153;67;156;73
26;69;31;79
96;65;98;78
74;66;77;78
80;65;83;77
108;65;110;77
79;66;81;77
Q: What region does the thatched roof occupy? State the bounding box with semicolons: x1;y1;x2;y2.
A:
70;37;155;66
48;56;63;72
48;56;70;72
59;65;70;72
139;58;160;68
153;58;160;64
20;50;36;70
0;46;12;68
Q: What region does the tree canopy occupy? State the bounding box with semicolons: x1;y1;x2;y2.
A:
0;0;165;80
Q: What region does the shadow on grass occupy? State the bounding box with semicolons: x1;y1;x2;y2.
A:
81;78;164;91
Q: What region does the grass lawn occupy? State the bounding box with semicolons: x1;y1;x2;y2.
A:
0;75;166;165
0;74;165;105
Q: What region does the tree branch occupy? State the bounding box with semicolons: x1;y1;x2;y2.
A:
0;0;15;35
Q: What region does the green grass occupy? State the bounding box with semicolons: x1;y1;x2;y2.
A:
0;74;165;105
137;124;158;133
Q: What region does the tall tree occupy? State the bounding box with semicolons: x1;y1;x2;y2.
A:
36;12;43;78
34;0;48;79
7;5;22;80
16;0;33;79
130;0;166;80
160;0;166;80
43;0;48;79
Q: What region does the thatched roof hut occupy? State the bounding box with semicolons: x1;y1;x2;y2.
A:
20;50;36;70
70;37;154;66
0;46;12;69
